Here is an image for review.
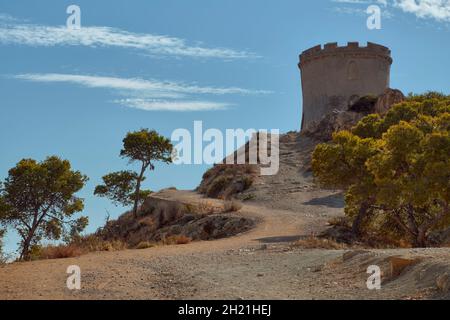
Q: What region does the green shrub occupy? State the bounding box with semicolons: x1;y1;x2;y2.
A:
206;176;233;198
313;92;450;247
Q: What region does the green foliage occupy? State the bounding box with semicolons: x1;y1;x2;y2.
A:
64;216;89;244
352;114;383;139
94;171;151;207
312;130;380;190
0;156;88;260
313;92;450;247
120;129;173;167
96;129;173;217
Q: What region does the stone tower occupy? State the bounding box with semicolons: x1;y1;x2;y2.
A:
298;42;392;131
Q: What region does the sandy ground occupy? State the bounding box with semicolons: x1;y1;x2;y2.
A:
1;189;449;300
1;133;449;300
0;188;341;300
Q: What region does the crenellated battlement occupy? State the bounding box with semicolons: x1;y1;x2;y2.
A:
298;41;393;131
299;42;392;67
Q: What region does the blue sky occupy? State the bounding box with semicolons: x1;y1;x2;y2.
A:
1;0;449;255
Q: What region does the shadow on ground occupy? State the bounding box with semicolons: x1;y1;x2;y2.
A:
255;235;303;243
303;194;344;208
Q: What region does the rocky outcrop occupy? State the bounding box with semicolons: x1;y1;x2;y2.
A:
302;110;365;141
197;164;257;199
374;88;405;115
303;88;405;141
98;196;255;247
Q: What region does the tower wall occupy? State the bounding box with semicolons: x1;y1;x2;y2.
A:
298;42;392;131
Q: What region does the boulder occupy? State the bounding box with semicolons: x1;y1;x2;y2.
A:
374;88;405;115
302;110;364;141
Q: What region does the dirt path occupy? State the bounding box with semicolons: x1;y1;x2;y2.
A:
1;189;450;299
0;188;342;300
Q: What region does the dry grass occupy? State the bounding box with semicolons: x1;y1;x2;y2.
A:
32;244;84;260
292;235;347;250
327;216;350;227
74;235;128;252
223;200;243;212
135;241;157;249
196;201;217;214
198;164;257;199
242;193;256;201
162;235;192;245
30;237;130;261
100;240;128;252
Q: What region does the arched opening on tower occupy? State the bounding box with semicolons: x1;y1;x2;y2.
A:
347;61;359;80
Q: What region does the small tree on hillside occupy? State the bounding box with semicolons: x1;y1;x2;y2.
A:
95;129;173;217
94;171;152;207
0;156;89;260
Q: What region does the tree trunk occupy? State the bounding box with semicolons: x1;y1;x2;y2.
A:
132;164;146;218
20;229;35;261
406;205;419;239
415;229;427;248
20;214;39;261
20;240;30;261
412;202;449;248
352;201;369;237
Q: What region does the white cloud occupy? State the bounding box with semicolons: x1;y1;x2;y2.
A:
332;0;450;22
0;16;257;59
14;73;268;96
13;73;269;112
115;99;230;111
331;0;391;16
393;0;450;22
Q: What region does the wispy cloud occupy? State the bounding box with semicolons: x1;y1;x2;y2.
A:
114;99;231;111
332;0;450;22
0;14;257;59
14;73;269;96
331;0;393;17
394;0;450;22
13;73;269;111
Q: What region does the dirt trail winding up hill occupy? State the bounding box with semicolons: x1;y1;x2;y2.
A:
2;189;449;300
0;187;344;299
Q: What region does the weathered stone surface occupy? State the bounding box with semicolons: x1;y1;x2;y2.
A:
342;250;370;262
389;256;422;278
299;42;392;131
301;87;405;141
436;273;450;292
374;88;405;114
302;109;364;141
99;196;255;247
